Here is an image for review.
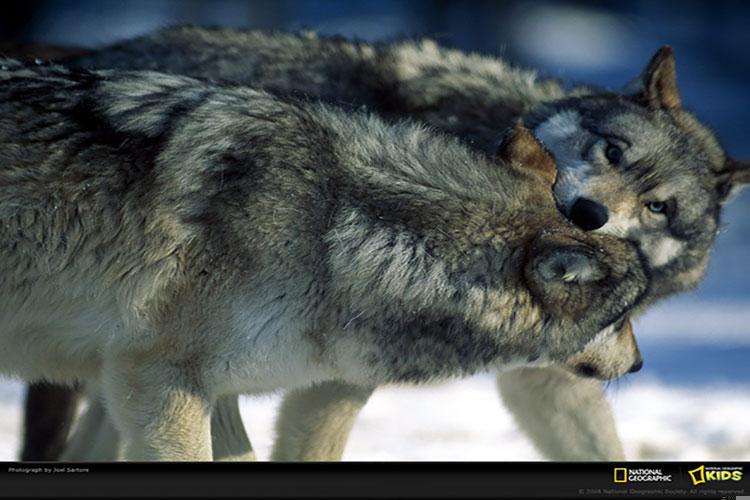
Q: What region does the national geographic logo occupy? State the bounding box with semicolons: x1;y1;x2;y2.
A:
613;467;672;483
688;465;743;486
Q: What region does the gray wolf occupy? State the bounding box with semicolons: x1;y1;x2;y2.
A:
68;27;748;300
0;58;647;460
48;27;747;461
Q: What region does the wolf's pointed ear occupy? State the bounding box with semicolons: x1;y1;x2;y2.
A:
495;120;556;185
535;245;605;284
624;46;681;110
716;158;750;202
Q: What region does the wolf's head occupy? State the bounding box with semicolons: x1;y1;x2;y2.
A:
563;316;642;381
492;123;649;335
495;124;649;370
525;47;750;304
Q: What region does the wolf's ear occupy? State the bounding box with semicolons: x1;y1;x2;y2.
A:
716;158;750;203
624;46;681;110
535;245;605;284
495;120;557;185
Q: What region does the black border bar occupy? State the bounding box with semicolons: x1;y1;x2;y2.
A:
1;461;747;498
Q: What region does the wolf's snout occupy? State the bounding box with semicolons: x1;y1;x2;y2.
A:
566;318;643;381
628;357;644;373
536;245;604;284
569;197;609;231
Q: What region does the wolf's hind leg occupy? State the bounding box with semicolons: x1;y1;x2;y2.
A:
211;395;256;461
20;382;81;461
61;393;120;461
496;366;625;460
271;382;374;461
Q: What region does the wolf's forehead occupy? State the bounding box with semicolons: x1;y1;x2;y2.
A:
588;108;677;153
598;112;660;140
536;105;670;151
594;107;722;166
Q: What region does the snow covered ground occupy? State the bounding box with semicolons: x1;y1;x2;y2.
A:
1;374;748;462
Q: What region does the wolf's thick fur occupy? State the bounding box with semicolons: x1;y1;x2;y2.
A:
68;27;748;300
61;317;641;461
25;27;749;462
42;27;748;462
1;58;648;460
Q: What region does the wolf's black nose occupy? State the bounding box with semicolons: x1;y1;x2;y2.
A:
628;358;644;373
569;198;609;231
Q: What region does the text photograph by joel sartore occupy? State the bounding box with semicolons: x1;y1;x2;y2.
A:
0;0;749;498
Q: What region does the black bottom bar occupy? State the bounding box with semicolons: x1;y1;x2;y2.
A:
1;462;747;498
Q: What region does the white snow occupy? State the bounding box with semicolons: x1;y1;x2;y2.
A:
1;374;748;461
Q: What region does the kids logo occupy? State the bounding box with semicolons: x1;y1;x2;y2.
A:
687;465;743;486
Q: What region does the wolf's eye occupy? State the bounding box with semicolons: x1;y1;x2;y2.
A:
605;143;623;164
647;201;667;214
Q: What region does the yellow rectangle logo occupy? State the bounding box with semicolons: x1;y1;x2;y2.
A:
614;468;627;483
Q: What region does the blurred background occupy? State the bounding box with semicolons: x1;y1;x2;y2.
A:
0;0;748;460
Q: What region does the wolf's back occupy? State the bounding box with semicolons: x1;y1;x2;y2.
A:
68;26;569;148
71;26;383;109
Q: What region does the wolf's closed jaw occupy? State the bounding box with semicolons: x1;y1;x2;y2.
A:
564;317;642;381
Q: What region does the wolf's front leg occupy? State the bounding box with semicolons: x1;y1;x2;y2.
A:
271;382;374;461
496;366;624;460
60;393;255;461
102;361;213;461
